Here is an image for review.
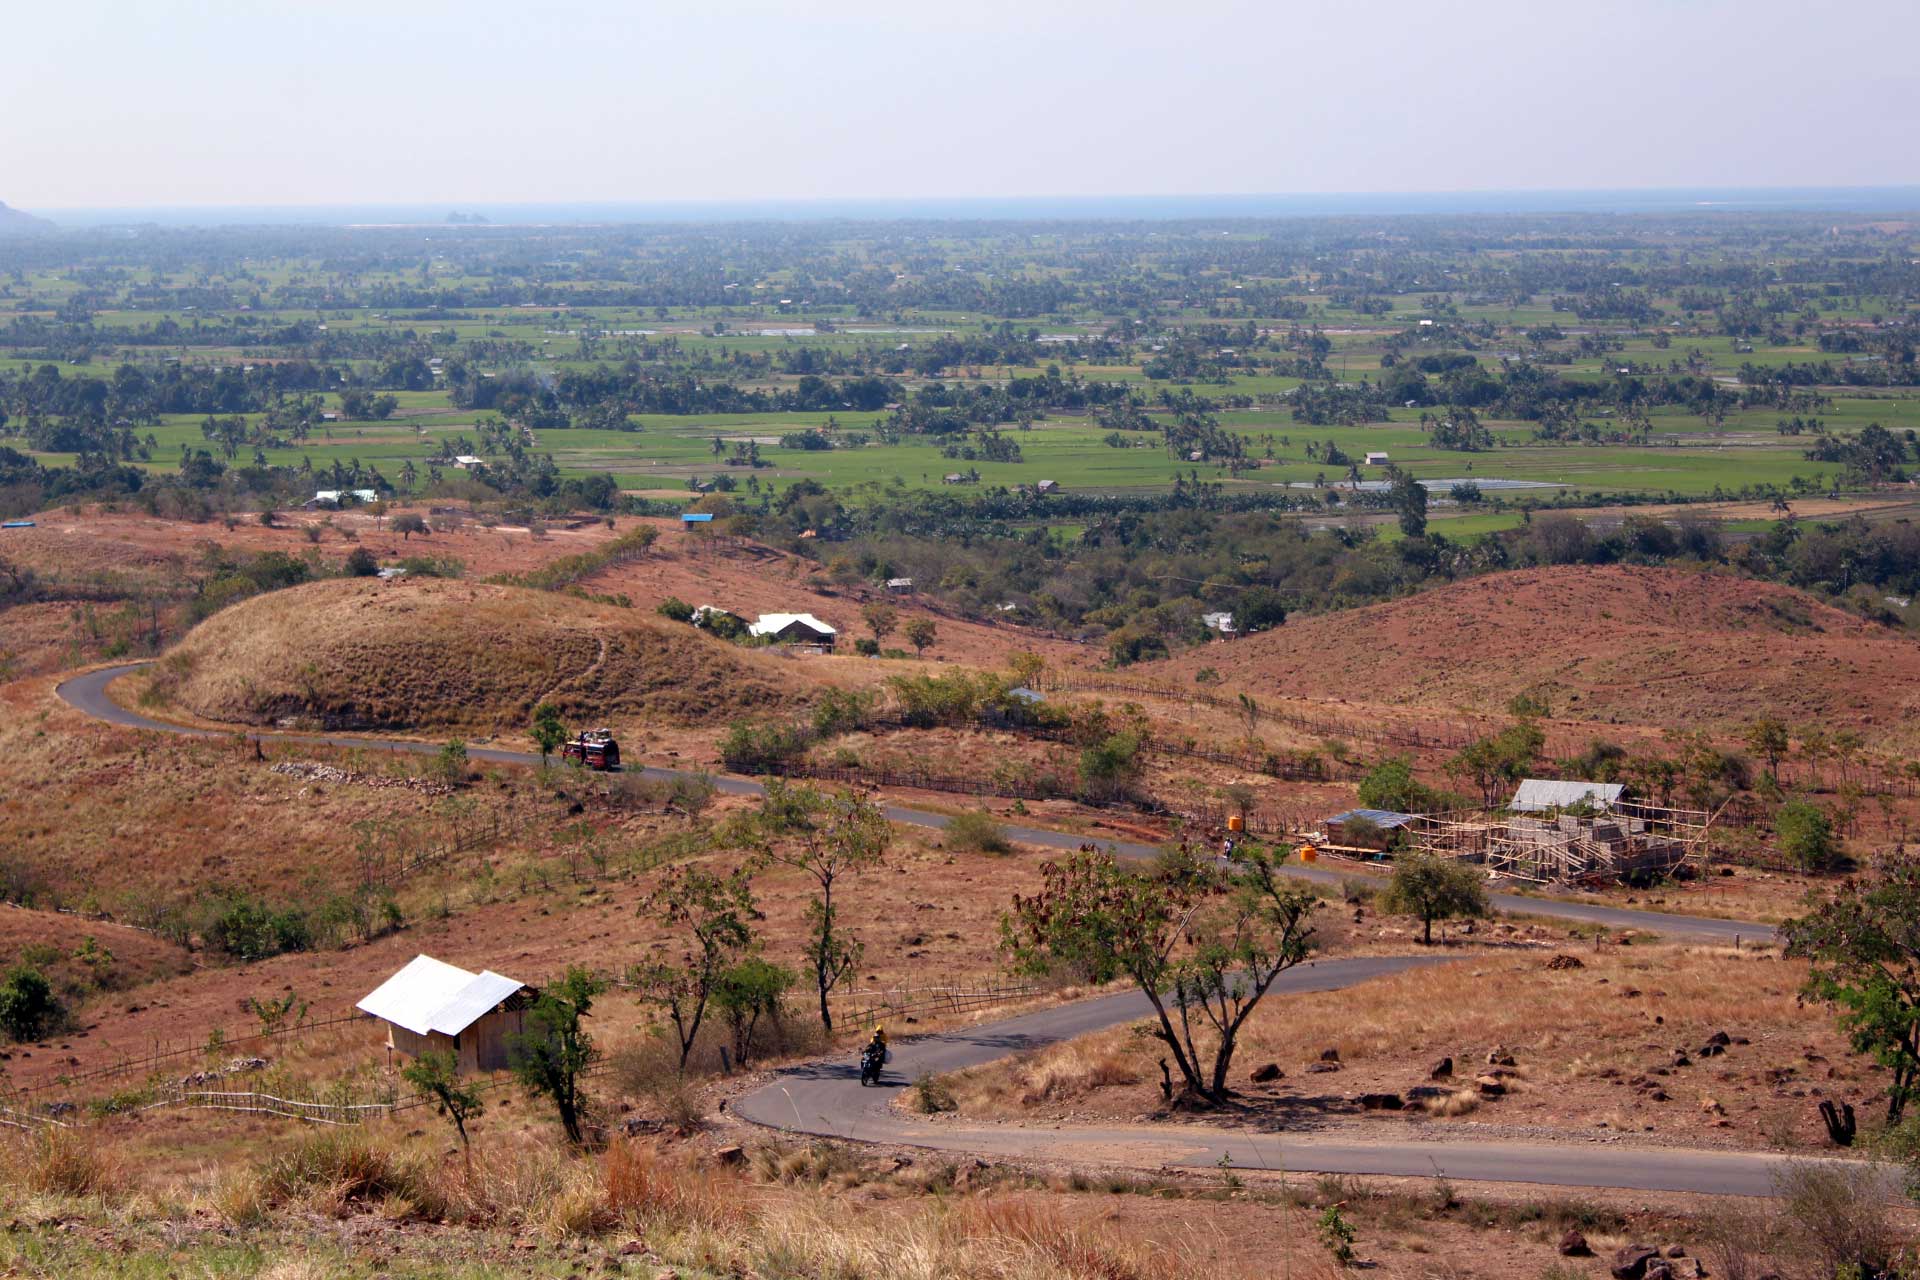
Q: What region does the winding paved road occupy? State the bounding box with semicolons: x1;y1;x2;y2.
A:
57;663;1773;947
733;954;1853;1197
60;664;1833;1195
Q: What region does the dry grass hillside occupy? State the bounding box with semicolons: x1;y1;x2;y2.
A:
1165;565;1920;746
151;577;804;731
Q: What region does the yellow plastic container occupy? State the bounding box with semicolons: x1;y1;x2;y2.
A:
1227;814;1245;833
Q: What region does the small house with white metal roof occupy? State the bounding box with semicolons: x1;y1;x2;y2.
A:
356;955;532;1074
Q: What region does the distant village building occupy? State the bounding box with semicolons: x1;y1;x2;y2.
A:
356;955;532;1074
451;455;484;470
748;612;837;651
1364;451;1389;466
1322;808;1418;852
1035;480;1060;495
306;488;378;509
681;512;715;528
885;577;914;593
1201;610;1237;637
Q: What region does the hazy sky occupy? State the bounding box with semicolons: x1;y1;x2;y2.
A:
8;0;1918;209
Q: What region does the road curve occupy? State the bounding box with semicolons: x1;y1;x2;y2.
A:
59;665;1822;1195
734;954;1847;1198
58;663;1771;944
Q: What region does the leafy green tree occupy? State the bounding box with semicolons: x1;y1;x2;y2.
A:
1776;799;1840;872
402;1047;486;1149
712;956;797;1069
508;966;602;1146
1447;721;1545;807
1379;853;1489;944
530;702;566;766
632;866;758;1071
1357;758;1440;813
656;596;694;623
861;602;898;648
1002;845;1316;1103
343;546;379;577
1784;858;1920;1123
392;512;428;540
1388;466;1427;538
1745;717;1791;781
903;616;938;658
1078;730;1145;803
732;782;888;1031
434;739;468;787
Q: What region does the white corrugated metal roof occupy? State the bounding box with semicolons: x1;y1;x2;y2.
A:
356;955;526;1037
749;612;836;637
1509;779;1623;813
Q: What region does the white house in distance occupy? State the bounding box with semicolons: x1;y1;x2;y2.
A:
1364;451;1390;466
1201;610;1237;638
748;612;837;651
307;488;379;508
451;455;485;470
356;955;531;1074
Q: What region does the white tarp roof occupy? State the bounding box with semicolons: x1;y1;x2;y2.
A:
1509;779;1624;813
356;955;525;1037
749;612;836;638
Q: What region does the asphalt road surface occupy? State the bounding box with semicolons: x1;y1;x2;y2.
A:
733;954;1858;1197
58;663;1830;1196
57;663;1773;947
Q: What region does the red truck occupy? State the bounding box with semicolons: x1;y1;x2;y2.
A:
560;728;621;771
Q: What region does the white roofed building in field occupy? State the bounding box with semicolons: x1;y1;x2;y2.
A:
356;955;532;1073
748;612;837;650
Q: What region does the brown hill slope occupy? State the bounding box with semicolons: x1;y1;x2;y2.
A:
154;577;803;731
1163;566;1920;745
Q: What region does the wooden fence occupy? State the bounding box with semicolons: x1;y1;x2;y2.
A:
8;1012;366;1101
141;1086;396;1127
829;981;1042;1027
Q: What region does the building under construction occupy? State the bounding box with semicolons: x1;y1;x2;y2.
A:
1403;779;1717;885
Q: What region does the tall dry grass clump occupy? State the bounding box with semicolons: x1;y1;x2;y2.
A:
602;1141;746;1233
3;1128;126;1200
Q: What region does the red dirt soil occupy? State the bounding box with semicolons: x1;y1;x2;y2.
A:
1159;565;1920;749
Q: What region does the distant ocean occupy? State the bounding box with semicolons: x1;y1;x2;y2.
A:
36;188;1920;228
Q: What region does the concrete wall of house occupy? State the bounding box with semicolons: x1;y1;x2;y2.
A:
383;1008;526;1074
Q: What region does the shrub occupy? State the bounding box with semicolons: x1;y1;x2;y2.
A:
719;719;811;773
0;965;65;1041
810;687;876;739
1775;1159;1898;1280
944;809;1012;855
657;596;695;623
434;739;469;786
203;895;312;961
911;1071;958;1114
343;545;379;577
1776;800;1839;871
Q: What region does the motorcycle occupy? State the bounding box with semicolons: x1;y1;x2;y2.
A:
859;1043;886;1086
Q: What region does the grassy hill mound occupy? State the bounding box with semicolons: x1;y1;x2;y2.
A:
155;577;800;731
1165;565;1920;743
